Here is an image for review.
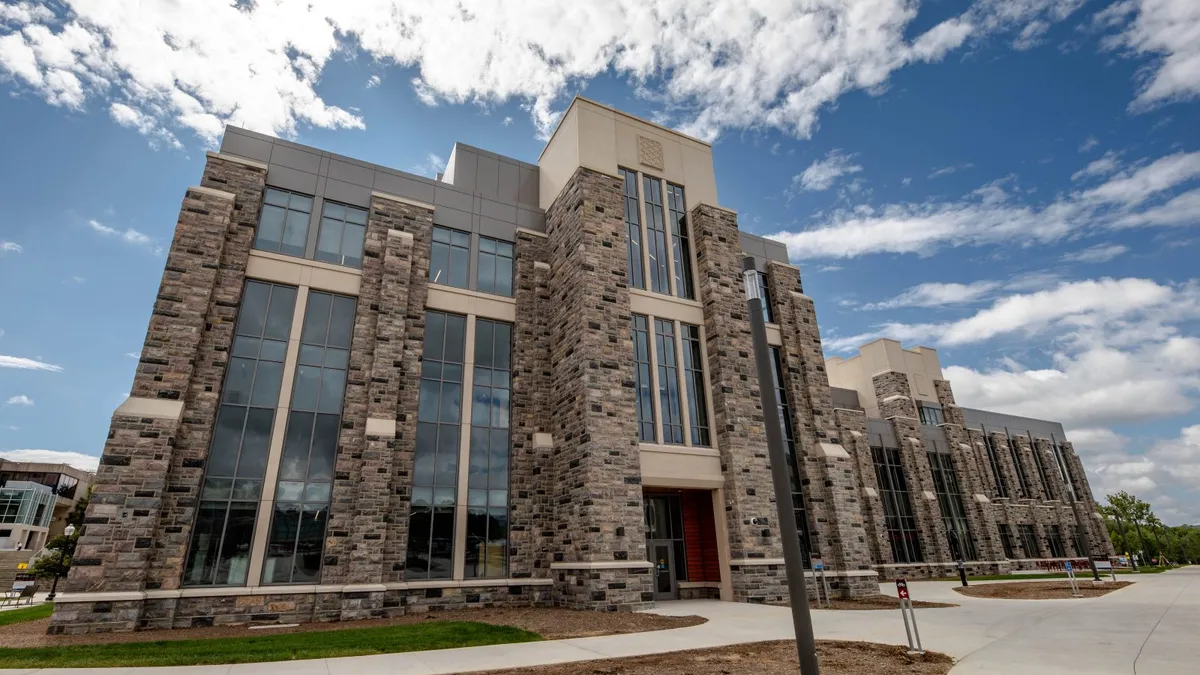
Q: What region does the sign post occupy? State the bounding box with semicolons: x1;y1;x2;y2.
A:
896;579;924;654
812;557;832;608
1094;559;1116;582
1064;561;1082;597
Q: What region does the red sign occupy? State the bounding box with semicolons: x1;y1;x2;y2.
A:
896;579;909;600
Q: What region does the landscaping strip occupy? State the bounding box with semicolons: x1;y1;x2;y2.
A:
953;580;1132;600
477;639;955;675
0;604;53;627
0;621;540;668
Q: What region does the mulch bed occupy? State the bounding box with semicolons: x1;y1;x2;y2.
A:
471;639;954;675
809;594;957;610
0;607;705;649
953;580;1132;600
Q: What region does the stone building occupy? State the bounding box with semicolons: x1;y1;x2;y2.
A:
50;97;1112;633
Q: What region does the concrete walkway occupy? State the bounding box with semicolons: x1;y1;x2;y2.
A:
1;568;1196;674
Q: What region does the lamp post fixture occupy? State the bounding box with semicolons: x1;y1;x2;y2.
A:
45;523;76;601
742;257;821;675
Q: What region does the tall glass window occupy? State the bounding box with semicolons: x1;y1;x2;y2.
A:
654;319;684;445
1052;442;1076;501
998;523;1016;559
872;444;923;563
1047;525;1066;558
772;348;814;565
315;202;367;269
927;449;976;561
1070;526;1086;556
466;319;512;578
185;281;296;586
918;405;944;426
642;176;671;295
665;184;694;300
407;311;466;579
1008;437;1031;499
255;188;313;258
619;169;644;290
632;314;656;442
477;236;514;297
263;291;354;584
1028;435;1052;497
430;226;470;289
1018;523;1041;558
681;325;709;447
984;434;1009;499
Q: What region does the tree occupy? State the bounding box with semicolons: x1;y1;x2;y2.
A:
30;532;77;580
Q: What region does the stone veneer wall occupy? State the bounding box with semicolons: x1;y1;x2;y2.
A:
509;229;554;579
832;409;890;565
690;203;787;603
543;166;652;609
766;264;876;588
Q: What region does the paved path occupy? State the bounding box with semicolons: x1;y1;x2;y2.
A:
1;569;1196;674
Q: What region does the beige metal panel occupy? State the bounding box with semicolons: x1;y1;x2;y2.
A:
628;289;705;325
639;444;724;488
426;284;517;323
537;104;580;210
246;250;362;296
765;324;782;347
114;397;184;421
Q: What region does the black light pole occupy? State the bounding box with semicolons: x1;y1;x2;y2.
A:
743;257;820;675
45;523;76;601
1077;513;1102;582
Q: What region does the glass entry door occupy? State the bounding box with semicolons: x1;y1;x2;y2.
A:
650;541;676;600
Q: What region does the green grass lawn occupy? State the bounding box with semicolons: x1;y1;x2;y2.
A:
0;603;54;627
0;620;541;668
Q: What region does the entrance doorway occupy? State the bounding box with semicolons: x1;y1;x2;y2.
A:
644;494;686;600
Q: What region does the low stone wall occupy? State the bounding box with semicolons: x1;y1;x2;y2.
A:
551;566;655;611
875;561;1010;580
48;583;553;635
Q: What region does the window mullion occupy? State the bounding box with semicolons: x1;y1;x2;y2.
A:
637;173;654;295
646;315;664;444
452;315;477;581
674;322;692;447
246;287;308;587
661;190;677;297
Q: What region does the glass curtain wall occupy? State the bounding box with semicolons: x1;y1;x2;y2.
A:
872;444;923;563
184;281;296;586
465;319;512;578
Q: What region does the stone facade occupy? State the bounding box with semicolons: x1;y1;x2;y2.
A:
55;110;1113;633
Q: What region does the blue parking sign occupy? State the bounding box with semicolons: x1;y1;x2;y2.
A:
1065;561;1073;572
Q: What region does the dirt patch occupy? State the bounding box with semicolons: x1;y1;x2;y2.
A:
809;594;957;610
471;639;954;675
0;607;705;649
953;580;1132;600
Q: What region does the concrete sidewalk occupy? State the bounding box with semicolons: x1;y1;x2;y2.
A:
1;568;1195;674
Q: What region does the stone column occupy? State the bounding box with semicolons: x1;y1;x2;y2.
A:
54;162;260;633
832;409;890;565
941;426;1003;561
545;167;652;609
872;373;951;564
933;380;965;427
1062;442;1115;557
767;264;875;591
1032;438;1067;502
509;228;554;579
691;203;789;602
988;431;1025;501
1012;435;1048;501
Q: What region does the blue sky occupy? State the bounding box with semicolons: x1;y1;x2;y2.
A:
1;1;1198;521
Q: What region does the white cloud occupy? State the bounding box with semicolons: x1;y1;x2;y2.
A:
85;218;161;253
110;102;181;149
1104;0;1200;111
0;0;1092;145
1071;150;1122;181
827;276;1196;351
1079;136;1100;152
1071;425;1200;523
0;449;99;472
901;177;913;186
0;355;62;371
928;162;974;179
502;116;513;126
4;395;32;406
861;281;1002;310
794;150;862;192
0;241;21;253
1062;243;1129;263
770;150;1200;259
125;352;139;358
816;264;843;272
409;153;446;178
366;74;381;88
